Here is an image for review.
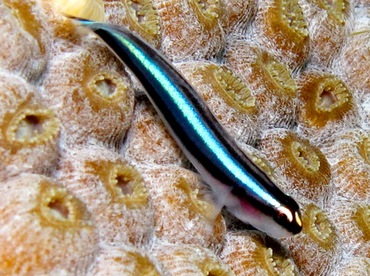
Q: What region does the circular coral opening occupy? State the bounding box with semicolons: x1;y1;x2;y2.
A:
7;108;60;147
318;87;338;109
265;247;295;275
15;114;44;140
95;77;118;97
47;198;70;220
292;142;320;172
115;174;134;196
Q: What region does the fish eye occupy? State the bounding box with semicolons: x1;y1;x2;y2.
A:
276;206;293;224
273;206;303;235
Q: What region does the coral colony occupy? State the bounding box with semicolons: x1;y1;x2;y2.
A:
0;0;369;275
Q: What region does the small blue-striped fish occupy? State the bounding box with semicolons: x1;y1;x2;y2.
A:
72;18;302;238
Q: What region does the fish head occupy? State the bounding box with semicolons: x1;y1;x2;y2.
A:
272;201;302;237
227;192;302;238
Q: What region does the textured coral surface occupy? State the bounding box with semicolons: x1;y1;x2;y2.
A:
0;0;369;275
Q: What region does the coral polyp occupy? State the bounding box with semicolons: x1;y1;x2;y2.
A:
83;70;130;110
153;244;233;275
57;145;152;246
324;129;370;201
0;174;98;274
259;129;331;202
296;71;358;144
225;40;297;129
5;108;60;148
220;231;299;275
300;73;351;122
105;0;161;47
303;204;336;250
281;202;339;275
255;0;309;68
104;162;149;208
177;61;257;144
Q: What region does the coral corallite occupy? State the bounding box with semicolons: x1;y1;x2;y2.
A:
140;166;226;252
220;231;299;276
0;174;98;274
281;202;340;276
296;70;359;145
0;71;60;179
42;41;135;146
57;145;153;247
259;129;331;202
255;0;310;69
153;244;234;275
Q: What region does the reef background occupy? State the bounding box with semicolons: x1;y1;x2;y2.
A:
0;0;369;275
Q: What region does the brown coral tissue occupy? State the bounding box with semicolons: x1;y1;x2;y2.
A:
281;202;340;276
296;70;359;145
323;128;370;201
259;128;331;202
0;174;98;275
42;41;134;147
57;145;153;247
220;231;299;275
140;165;226;252
225;39;297;130
255;0;310;69
0;71;60;180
